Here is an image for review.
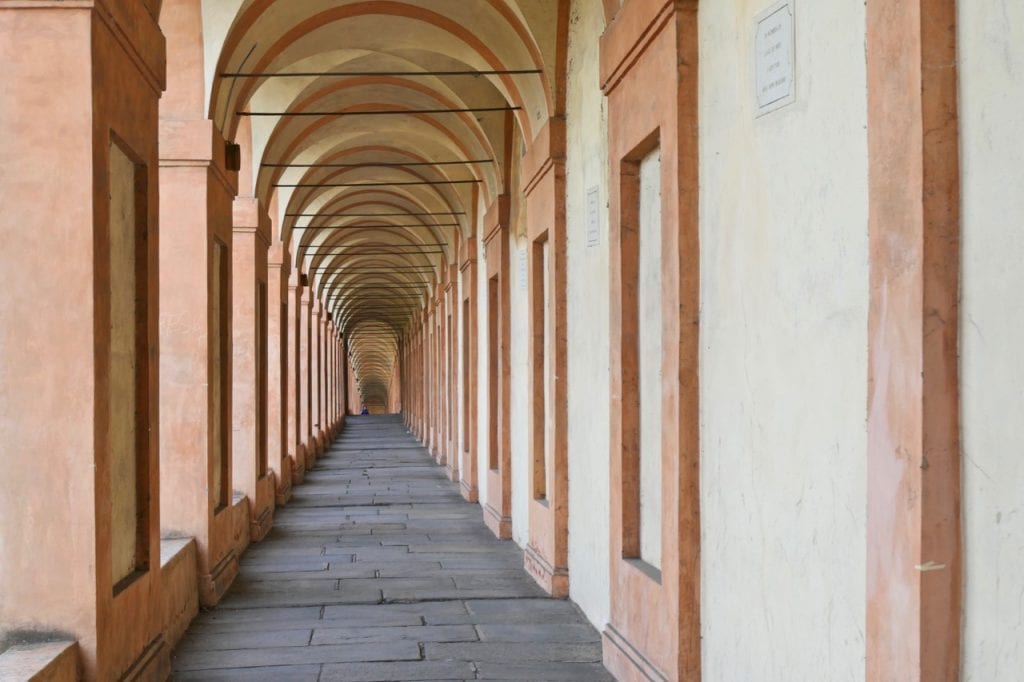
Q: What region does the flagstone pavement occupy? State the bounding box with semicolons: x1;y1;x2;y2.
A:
171;415;615;681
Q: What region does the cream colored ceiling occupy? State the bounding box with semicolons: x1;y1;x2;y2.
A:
198;0;564;409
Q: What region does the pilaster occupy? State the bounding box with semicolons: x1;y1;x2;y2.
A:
231;197;274;542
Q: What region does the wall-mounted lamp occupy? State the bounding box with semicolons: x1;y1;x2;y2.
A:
225;142;242;172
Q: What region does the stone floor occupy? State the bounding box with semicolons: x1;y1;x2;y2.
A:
171;415;613;681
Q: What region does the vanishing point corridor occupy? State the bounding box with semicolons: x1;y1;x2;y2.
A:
171;417;610;681
3;1;1023;680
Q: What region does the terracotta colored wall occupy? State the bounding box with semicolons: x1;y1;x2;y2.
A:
0;2;168;678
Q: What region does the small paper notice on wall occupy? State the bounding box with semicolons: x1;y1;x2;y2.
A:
518;246;528;291
755;0;795;116
586;185;601;247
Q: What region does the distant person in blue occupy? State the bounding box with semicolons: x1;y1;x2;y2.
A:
360;406;369;415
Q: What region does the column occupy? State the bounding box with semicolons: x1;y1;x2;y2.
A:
459;236;479;502
483;196;513;540
267;241;292;503
286;273;306;483
311;300;324;453
326;319;336;434
231;197;274;541
601;2;700;678
324;320;333;433
0;2;168;678
299;286;315;468
523;119;569;597
866;0;962;678
445;262;459;481
158;0;240;610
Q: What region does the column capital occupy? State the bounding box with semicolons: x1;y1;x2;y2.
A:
159;119;238;195
521;117;566;196
268;241;290;269
483;195;511;245
232;197;271;244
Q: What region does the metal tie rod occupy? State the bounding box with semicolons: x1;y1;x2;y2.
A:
222;69;541;78
287;212;464;217
294;227;458;232
276;180;478;188
303;242;448;248
264;159;491;168
240;106;519;117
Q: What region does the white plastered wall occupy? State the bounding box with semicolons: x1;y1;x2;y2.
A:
698;1;868;679
959;2;1024;678
564;0;612;630
510;233;531;546
476;207;491;507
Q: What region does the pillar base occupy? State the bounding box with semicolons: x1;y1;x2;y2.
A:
483;503;512;540
198;551;239;607
460;480;479;503
524;544;569;598
446;461;459;482
276;460;295;505
249;504;273;543
602;625;668;682
119;636;169;682
291;449;307;485
249;475;275;542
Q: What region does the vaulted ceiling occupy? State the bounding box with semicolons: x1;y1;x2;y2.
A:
196;0;569;408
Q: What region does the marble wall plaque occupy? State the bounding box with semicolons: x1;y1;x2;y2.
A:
755;1;795;115
586;185;601;247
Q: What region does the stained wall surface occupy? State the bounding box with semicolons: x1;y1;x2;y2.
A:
959;1;1024;678
564;0;612;630
697;1;869;678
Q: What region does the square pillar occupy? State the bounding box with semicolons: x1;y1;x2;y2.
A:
267;242;292;503
459;236;480;503
319;309;328;443
0;2;169;678
299;287;316;468
323;320;332;432
334;330;343;430
866;0;962;678
445;262;459;482
311;300;326;453
339;334;349;426
325;319;335;434
522;119;570;598
159;119;239;608
432;283;447;465
483;196;513;540
231;197;274;542
286;274;307;483
600;0;701;678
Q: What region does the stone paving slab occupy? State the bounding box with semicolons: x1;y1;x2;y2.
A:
311;624;478;645
173;664;321;681
171;415;612;680
319;660;476;681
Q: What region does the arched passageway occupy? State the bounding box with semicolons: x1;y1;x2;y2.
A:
4;0;1024;681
